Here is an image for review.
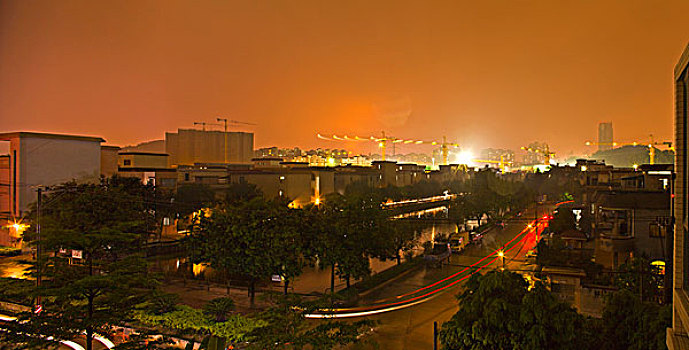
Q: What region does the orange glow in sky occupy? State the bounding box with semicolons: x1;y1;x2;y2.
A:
1;1;688;157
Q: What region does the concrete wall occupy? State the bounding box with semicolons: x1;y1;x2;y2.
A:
16;135;101;214
166;129;253;166
100;146;119;177
118;153;169;169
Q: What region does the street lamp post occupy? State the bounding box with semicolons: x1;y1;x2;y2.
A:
498;250;505;270
36;187;42;308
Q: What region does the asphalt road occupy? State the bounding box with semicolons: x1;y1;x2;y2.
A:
346;207;548;350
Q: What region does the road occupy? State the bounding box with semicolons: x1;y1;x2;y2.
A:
343;207;549;350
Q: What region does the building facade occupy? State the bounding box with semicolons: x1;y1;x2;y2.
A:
668;43;689;350
0;132;104;246
165;129;254;166
598;122;614;152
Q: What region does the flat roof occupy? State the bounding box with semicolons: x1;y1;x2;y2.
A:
118;167;176;172
119;152;169;156
0;131;105;143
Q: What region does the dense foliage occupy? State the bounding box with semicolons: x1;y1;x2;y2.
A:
440;271;589;350
134;305;264;342
0;177;159;350
244;294;375;349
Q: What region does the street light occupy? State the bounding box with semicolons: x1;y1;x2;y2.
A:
497;250;505;269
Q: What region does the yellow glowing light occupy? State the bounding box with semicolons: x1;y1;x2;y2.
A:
581;165;587;172
456;150;474;165
378;142;384;148
192;263;207;276
327;157;335;166
314;197;321;206
6;221;29;235
497;251;504;258
633;164;639;170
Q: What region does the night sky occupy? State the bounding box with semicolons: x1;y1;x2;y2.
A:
1;1;688;158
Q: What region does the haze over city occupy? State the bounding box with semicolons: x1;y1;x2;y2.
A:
2;1;688;156
2;1;689;349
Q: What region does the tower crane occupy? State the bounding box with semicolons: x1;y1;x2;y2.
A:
584;134;673;165
472;156;513;172
318;132;459;164
193;122;220;131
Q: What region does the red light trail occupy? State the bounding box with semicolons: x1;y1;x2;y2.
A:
306;219;546;318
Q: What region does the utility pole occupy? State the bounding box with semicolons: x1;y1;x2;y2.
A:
433;321;438;350
36;187;42;308
217;118;228;164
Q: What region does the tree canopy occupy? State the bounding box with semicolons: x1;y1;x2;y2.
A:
440;270;589;350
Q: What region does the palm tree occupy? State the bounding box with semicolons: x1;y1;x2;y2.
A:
203;297;235;323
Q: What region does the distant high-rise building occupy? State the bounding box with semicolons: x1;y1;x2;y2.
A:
165;129;253;166
598;122;613;151
667;43;689;349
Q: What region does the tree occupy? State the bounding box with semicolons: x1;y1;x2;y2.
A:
245;294;375;349
310;194;379;292
3;180;156;350
596;289;671;350
193;197;304;305
203;297;235;323
614;256;665;303
440;270;588;350
176;183;216;218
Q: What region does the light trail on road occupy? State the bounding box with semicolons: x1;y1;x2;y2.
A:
305;219;546;319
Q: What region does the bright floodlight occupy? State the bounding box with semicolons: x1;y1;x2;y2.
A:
497;250;504;258
456;150;473;165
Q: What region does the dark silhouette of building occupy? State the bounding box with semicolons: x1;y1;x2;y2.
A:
598;122;613;152
667;42;689;350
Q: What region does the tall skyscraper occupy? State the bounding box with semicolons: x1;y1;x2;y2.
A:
598;122;613;152
667;43;689;349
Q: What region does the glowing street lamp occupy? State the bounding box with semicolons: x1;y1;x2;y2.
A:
6;221;29;237
497;250;505;269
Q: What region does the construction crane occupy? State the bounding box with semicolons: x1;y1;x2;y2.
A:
521;145;555;165
214;118;258;163
584;134;673;165
472;156;513;172
193;122;220;131
317;132;459;164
